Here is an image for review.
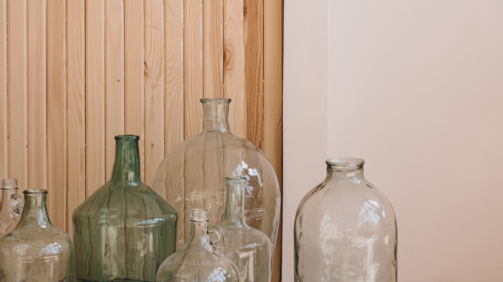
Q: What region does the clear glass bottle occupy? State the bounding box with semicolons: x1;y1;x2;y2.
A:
0;189;74;281
153;98;280;249
73;135;178;282
156;208;240;282
214;177;272;282
0;178;23;235
294;158;398;282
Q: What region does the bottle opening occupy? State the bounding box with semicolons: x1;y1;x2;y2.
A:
225;176;247;184
115;135;140;141
200;98;231;104
24;189;48;195
326;158;365;169
1;178;18;189
190;208;209;222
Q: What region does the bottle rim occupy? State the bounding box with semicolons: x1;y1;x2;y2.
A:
200;98;231;104
225;176;247;184
190;208;209;222
115;135;140;141
1;178;18;189
326;158;365;168
24;189;48;195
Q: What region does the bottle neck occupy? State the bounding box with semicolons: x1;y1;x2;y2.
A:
221;179;248;227
111;136;141;182
16;191;52;229
202;100;231;133
326;164;365;183
185;221;213;250
1;189;17;208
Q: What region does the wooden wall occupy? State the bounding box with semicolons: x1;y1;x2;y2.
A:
0;0;283;279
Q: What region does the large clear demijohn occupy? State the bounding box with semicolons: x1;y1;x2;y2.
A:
153;98;280;249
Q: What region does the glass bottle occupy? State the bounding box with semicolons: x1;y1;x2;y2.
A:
294;158;398;282
73;135;178;282
153;98;280;249
156;208;240;282
0;189;74;281
214;177;272;282
0;178;23;235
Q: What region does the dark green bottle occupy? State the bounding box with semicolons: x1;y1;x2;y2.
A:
73;135;177;282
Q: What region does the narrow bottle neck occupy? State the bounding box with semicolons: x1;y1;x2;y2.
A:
221;180;248;227
17;192;52;229
326;165;365;182
111;137;141;182
202;101;231;133
1;189;17;207
186;221;213;250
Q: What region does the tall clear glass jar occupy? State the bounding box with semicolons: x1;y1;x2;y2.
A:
156;208;240;282
73;135;178;282
294;158;398;282
0;178;23;235
0;189;74;281
153;98;280;249
214;177;272;282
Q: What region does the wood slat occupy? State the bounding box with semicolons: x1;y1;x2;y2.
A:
7;0;27;191
224;0;245;138
164;0;184;155
124;0;145;182
105;0;125;178
203;0;223;98
86;0;106;197
27;0;47;190
264;0;283;280
47;0;67;230
145;0;165;186
0;0;7;178
67;0;86;235
184;0;203;139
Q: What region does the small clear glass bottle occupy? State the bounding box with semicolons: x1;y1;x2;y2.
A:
156;208;240;282
294;158;398;282
0;178;23;236
214;177;272;282
0;189;74;281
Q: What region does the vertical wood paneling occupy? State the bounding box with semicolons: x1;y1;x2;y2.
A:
224;0;245;138
145;0;164;186
86;1;106;197
105;0;125;178
47;0;67;230
0;0;7;178
184;0;203;139
7;0;27;191
27;0;47;189
164;0;184;154
204;0;223;98
67;0;86;235
264;0;283;280
124;0;145;182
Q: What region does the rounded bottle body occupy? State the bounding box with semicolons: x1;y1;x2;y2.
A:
0;178;23;235
294;158;397;282
0;189;74;282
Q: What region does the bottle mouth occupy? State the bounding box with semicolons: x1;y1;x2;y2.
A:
115;135;140;141
1;178;18;189
24;189;48;195
326;158;365;169
225;176;247;184
190;208;209;222
200;98;231;104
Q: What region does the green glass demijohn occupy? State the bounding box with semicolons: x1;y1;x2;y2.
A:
72;135;178;282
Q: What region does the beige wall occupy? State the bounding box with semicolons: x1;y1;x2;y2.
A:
285;0;503;281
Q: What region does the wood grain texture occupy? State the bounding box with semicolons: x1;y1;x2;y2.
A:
47;0;67;230
264;0;283;280
184;0;203;139
124;0;145;182
0;0;7;178
67;0;86;235
27;0;47;190
224;0;246;138
204;0;223;98
105;0;125;179
86;0;106;197
8;0;28;191
164;0;184;155
144;0;165;186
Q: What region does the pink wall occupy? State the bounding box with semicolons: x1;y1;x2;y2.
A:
285;0;503;281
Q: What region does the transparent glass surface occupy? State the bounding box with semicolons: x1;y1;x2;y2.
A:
0;178;23;236
0;189;74;282
214;177;272;282
153;98;280;249
156;209;240;282
73;135;178;282
294;158;398;282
